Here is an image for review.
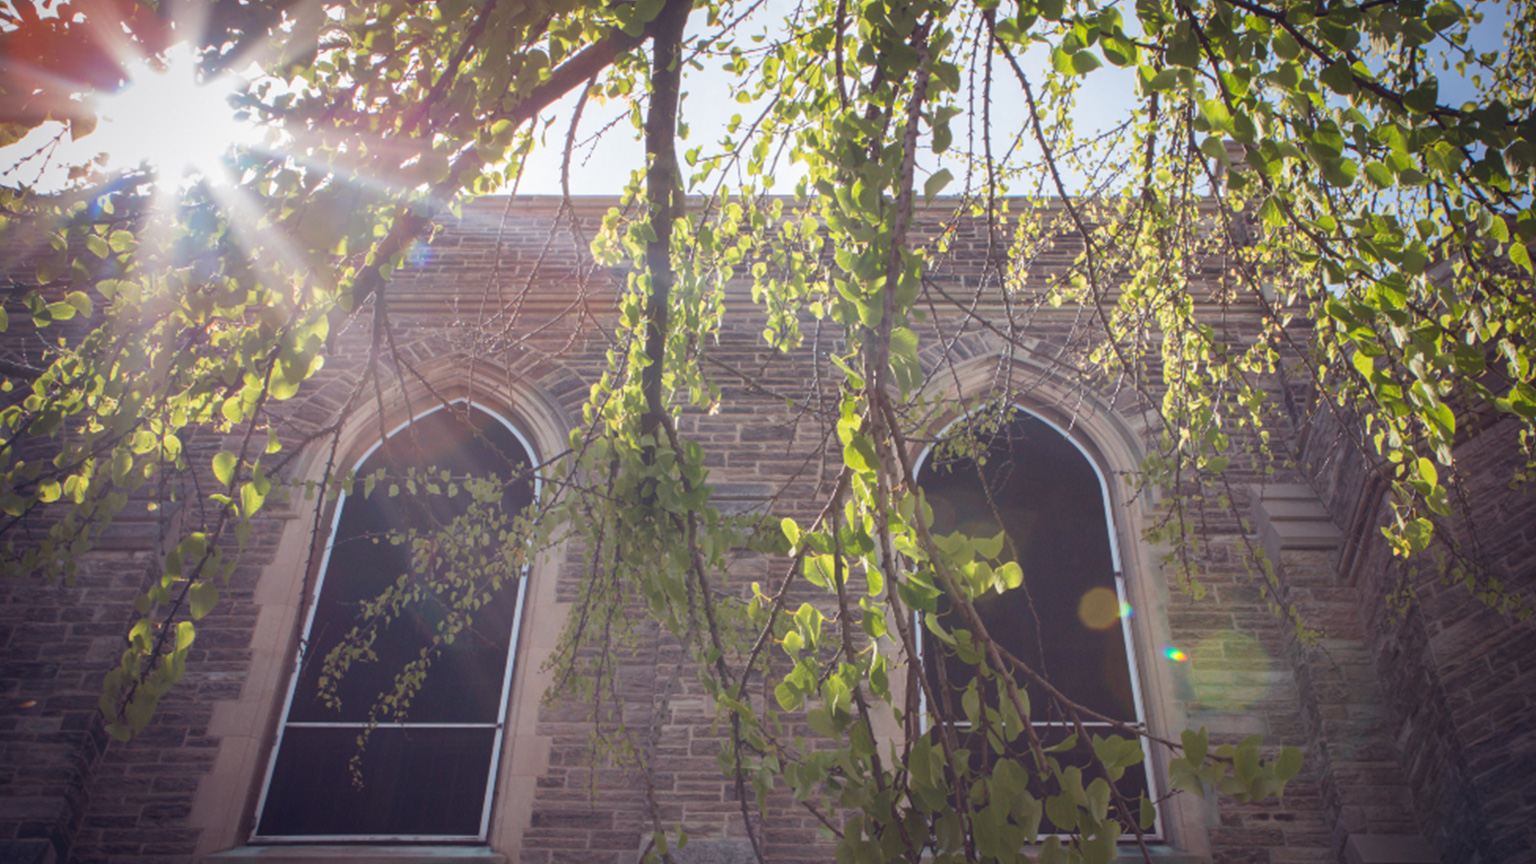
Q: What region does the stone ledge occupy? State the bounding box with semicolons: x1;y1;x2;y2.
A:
1031;846;1201;864
1344;834;1439;864
632;840;1204;864
1250;483;1343;558
0;840;56;864
1269;519;1346;549
206;847;506;864
1255;498;1332;521
1110;849;1203;864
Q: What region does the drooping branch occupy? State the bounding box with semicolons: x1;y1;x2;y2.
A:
639;0;693;458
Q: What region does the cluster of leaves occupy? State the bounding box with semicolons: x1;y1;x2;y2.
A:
2;0;1532;859
537;0;1325;860
1;176;333;739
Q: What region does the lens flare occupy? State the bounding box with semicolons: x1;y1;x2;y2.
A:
1164;647;1188;662
94;43;260;187
1188;632;1273;711
1077;586;1122;630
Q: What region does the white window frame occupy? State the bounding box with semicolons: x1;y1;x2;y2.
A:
251;401;538;844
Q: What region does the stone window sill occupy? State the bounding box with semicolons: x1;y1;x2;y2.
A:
918;845;1200;864
206;846;506;864
1110;849;1203;864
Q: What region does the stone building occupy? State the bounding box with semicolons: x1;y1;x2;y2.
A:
1;197;1533;864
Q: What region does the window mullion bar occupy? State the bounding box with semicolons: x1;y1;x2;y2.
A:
281;721;501;729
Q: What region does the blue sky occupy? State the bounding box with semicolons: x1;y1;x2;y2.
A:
508;0;1514;196
0;0;1516;196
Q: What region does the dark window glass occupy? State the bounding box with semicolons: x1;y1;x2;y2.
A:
918;410;1151;832
256;406;534;840
258;727;497;837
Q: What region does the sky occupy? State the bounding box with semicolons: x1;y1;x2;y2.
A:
0;0;1516;197
508;21;1145;197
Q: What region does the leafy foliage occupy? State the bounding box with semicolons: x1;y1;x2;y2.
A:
2;0;1532;859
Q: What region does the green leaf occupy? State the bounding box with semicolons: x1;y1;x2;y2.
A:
1169;759;1204;797
856;296;882;329
1320;156;1358;188
1139;795;1157;830
782;629;805;654
923;168;953;202
70;114;98;141
866;565;884;596
775;681;802;711
189;580;219;620
961;683;981;724
972;530;1005;560
1182;727;1208;765
1319;60;1357;95
1166;29;1200;67
212;452;237;487
1272;30;1301;61
1199;99;1233;135
1142;67;1179;92
241;481;266;517
806;707;838;737
65;291;92;317
829;354;865;388
1044;793;1077;832
844;434;878;473
1274;746;1303;782
1085;777;1111;821
1402;517;1434;554
1071;50;1102;75
1051;48;1076;76
1509;242;1533;275
1046;732;1078;753
1404;78;1439;114
1416;457;1438;490
781;517;801;548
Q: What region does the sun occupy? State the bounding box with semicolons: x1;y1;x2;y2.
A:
94;42;260;186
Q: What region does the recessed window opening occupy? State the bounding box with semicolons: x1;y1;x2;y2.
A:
915;407;1158;840
253;403;537;842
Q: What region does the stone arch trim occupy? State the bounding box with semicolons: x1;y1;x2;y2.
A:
312;353;582;470
915;332;1152;487
188;356;578;860
911;341;1210;858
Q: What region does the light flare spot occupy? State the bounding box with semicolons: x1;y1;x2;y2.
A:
1189;631;1274;712
1077;586;1122;631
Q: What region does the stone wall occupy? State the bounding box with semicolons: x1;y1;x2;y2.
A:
1301;403;1536;864
2;197;1532;864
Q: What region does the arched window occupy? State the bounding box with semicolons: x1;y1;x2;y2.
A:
917;408;1157;836
252;405;536;842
